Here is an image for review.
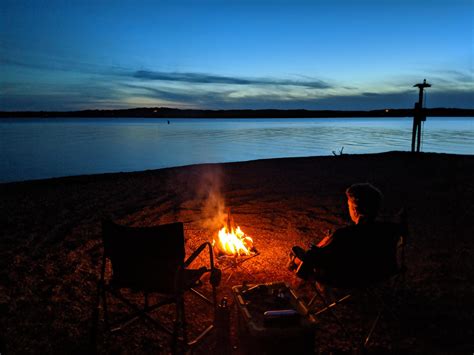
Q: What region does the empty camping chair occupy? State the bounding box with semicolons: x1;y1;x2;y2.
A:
92;220;222;353
295;219;408;350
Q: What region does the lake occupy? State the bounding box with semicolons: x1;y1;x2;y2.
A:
0;117;472;183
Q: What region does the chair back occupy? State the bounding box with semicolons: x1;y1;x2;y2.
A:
321;222;405;287
360;222;403;281
102;220;185;293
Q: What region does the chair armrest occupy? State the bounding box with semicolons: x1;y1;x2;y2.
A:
184;241;216;270
181;241;221;289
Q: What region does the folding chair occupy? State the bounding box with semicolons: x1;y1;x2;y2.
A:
296;220;408;350
91;220;222;353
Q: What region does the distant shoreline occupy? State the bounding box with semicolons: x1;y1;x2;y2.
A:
1;107;473;118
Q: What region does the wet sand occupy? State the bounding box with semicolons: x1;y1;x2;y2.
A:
1;151;473;353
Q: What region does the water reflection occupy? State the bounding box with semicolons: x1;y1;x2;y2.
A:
0;117;472;182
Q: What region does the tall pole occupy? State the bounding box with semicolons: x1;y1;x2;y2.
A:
412;79;431;152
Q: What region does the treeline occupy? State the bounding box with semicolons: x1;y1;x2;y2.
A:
1;107;473;118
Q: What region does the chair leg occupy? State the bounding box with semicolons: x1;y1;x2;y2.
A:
368;288;398;321
311;284;353;344
108;290;174;335
186;283;218;349
190;288;213;305
362;286;400;349
172;294;188;355
310;282;401;351
364;306;383;348
102;286;109;331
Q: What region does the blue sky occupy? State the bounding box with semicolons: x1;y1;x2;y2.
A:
1;0;473;111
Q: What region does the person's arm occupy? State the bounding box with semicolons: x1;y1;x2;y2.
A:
306;229;341;266
316;234;333;248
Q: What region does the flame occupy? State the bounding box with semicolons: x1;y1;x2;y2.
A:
214;225;253;256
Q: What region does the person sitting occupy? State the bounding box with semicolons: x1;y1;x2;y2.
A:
290;183;403;286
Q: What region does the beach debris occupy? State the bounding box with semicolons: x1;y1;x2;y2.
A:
332;146;345;156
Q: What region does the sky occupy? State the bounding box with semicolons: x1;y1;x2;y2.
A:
0;0;473;111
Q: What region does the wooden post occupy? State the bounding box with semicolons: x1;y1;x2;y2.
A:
412;79;431;152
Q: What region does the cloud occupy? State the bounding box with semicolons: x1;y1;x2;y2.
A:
0;55;120;77
1;53;333;91
121;83;474;110
1;52;473;110
133;70;332;89
121;83;234;106
434;69;473;84
2;81;472;111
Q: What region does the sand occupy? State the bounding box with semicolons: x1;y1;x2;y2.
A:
1;152;473;354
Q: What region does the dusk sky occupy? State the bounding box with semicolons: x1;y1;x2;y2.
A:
1;0;473;111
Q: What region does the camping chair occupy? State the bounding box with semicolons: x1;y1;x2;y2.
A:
292;219;408;350
92;220;222;353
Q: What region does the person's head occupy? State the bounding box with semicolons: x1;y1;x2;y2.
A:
345;183;382;224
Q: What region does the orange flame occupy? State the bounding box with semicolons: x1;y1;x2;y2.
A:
213;225;253;256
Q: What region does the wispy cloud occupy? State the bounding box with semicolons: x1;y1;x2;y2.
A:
434;69;473;84
1;53;333;90
133;70;332;89
121;84;223;103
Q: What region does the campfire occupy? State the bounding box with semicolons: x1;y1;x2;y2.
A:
212;210;257;258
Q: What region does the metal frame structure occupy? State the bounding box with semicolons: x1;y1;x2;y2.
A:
91;220;222;354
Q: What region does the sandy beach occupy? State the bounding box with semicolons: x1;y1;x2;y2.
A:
1;151;473;354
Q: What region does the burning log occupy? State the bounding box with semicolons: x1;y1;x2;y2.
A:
212;209;257;258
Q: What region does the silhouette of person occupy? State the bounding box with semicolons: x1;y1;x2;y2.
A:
290;183;401;285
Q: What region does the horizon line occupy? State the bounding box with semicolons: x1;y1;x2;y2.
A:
1;106;474;114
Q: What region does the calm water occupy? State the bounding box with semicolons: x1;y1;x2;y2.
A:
0;117;472;183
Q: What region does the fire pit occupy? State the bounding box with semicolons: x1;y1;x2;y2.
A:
212;210;260;280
